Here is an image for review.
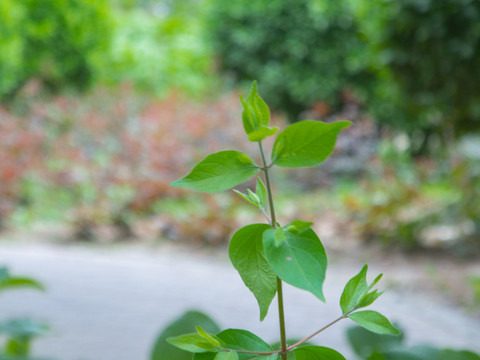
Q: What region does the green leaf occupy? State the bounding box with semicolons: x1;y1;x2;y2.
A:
247;189;261;204
274;227;289;246
0;318;49;339
215;351;239;360
439;349;480;360
370;346;480;360
348;311;401;336
194;353;218;360
240;81;278;142
256;178;268;208
229;224;277;321
284;220;313;235
218;329;273;355
171;151;259;193
263;228;327;301
197;326;221;347
151;310;220;360
195;329;274;360
250;355;279;360
340;265;369;314
234;190;258;207
367;274;383;292
247;125;279;142
294;345;346;360
167;333;219;353
346;325;405;358
5;337;31;357
357;289;384;309
271;120;351;168
0;277;45;292
0;268;45;293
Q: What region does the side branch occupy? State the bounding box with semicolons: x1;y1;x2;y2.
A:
219;314;347;355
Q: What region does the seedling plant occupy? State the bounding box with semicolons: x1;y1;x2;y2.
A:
169;82;399;360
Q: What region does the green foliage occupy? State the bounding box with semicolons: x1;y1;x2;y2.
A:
293;345;346;360
0;267;45;293
0;318;49;358
215;351;239;360
169;82;394;359
171;151;259;193
0;268;48;359
207;0;374;121
272;121;351;167
342;138;480;252
348;311;400;336
263;227;327;302
193;329;275;360
346;325;405;358
347;325;480;360
340;265;383;314
167;333;220;353
151;310;220;360
0;0;113;99
353;0;480;141
103;0;214;98
229;224;277;321
240;82;278;142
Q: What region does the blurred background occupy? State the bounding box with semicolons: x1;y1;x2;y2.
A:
0;0;480;359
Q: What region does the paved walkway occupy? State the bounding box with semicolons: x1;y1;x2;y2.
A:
1;241;480;360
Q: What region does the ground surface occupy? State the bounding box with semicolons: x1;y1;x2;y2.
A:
1;228;480;360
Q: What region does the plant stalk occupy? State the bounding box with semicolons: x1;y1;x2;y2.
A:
258;141;288;360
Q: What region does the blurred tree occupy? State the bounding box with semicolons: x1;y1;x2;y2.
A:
0;0;113;100
207;0;374;122
353;0;480;152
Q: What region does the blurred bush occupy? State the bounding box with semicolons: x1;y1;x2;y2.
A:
0;0;113;99
207;0;374;122
343;138;480;253
0;112;45;229
101;0;215;98
352;0;480;152
0;0;214;101
1;87;267;243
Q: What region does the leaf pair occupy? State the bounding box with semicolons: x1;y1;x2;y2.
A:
171;120;351;193
340;266;400;336
234;178;268;210
229;222;327;321
240;81;278;142
169;328;275;360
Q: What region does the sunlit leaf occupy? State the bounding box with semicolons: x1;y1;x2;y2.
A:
294;345;346;360
348;311;400;336
263;228;327;301
167;333;219;353
215;351;239;360
272;121;351;168
340;265;369;314
229;224;277;321
171;151;259;193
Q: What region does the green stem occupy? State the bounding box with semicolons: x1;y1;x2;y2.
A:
276;277;288;358
258;141;288;360
258;142;277;226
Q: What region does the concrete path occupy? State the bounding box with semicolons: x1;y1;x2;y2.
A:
1;241;479;360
